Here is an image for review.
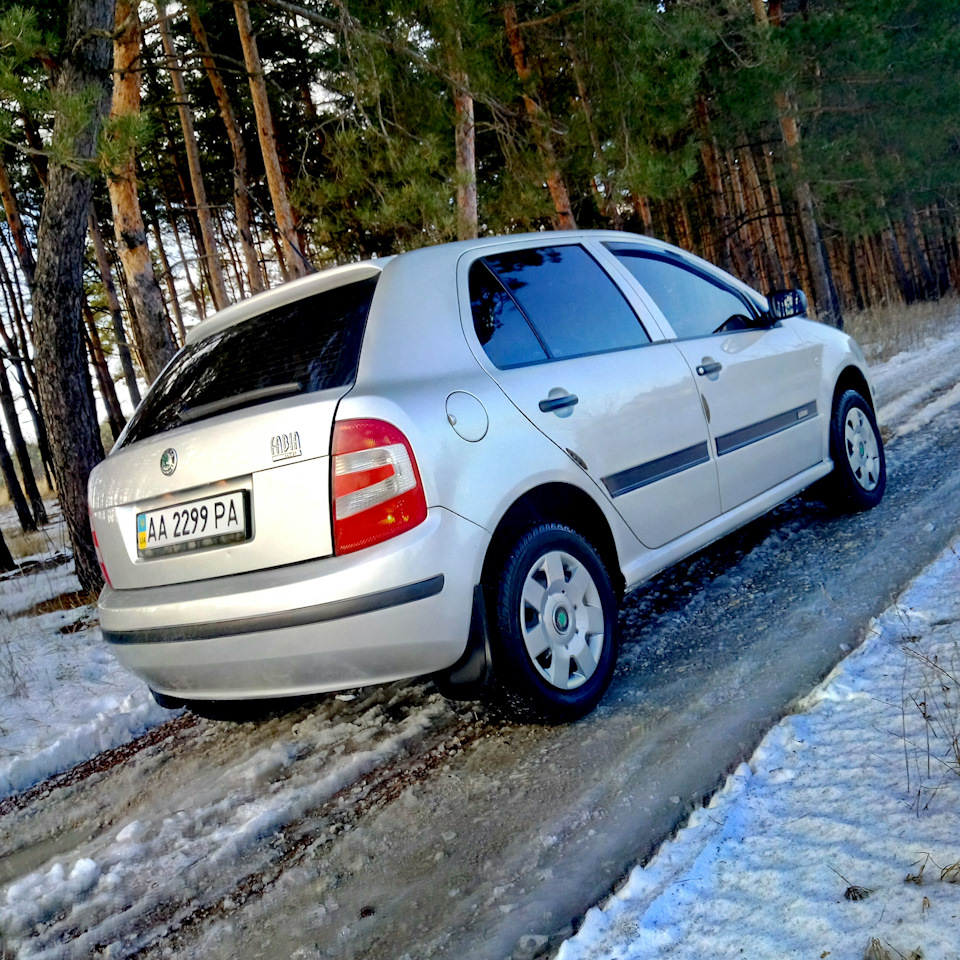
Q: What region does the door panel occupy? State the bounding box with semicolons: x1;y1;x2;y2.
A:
673;325;824;510
605;244;824;513
489;344;721;549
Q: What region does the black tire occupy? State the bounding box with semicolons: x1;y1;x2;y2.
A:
487;523;618;723
825;388;886;511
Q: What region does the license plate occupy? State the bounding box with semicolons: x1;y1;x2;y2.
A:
137;490;248;557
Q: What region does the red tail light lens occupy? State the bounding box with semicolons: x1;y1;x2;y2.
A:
89;509;113;589
332;419;427;554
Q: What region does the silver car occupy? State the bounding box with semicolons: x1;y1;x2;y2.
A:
88;231;885;722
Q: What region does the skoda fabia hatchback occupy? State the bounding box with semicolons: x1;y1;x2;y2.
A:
88;231;885;722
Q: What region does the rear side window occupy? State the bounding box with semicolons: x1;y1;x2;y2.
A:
479;245;650;361
469;261;548;368
122;277;377;445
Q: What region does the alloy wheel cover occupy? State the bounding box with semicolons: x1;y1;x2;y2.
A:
519;549;605;691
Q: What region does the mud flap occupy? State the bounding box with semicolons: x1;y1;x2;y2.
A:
433;584;493;699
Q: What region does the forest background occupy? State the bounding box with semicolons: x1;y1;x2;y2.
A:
0;0;957;592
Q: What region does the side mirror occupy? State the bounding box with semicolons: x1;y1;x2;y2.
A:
766;289;808;321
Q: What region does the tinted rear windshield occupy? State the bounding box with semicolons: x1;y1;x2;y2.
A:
121;277;377;446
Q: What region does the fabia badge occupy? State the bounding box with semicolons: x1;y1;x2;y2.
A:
271;431;302;462
160;448;178;476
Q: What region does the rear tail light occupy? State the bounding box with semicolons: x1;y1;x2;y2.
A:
331;419;427;554
89;508;113;589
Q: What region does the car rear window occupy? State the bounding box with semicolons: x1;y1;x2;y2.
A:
120;277;378;446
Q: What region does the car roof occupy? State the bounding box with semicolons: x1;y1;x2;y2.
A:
186;230;765;347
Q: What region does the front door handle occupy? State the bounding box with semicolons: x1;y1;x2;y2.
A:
539;393;579;413
696;361;723;377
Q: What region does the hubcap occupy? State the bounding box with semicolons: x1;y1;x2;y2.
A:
843;406;881;491
519;549;605;691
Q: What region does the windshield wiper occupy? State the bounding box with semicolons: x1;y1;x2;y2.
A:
178;382;302;424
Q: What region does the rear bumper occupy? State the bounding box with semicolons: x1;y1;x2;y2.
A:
98;508;489;700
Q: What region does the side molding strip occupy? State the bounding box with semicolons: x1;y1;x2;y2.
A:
602;441;711;498
715;402;818;457
103;575;445;645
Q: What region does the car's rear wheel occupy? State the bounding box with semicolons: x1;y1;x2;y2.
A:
825;388;886;511
488;524;618;723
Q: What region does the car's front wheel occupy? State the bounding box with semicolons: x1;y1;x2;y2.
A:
825;388;886;511
488;524;618;723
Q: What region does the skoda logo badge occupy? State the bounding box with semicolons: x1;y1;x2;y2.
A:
160;448;178;477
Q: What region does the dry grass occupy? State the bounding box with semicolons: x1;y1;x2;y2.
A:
3;526;66;564
844;295;960;362
0;490;67;565
0;477;53;509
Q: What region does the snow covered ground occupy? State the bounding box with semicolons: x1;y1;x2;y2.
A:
558;534;960;960
0;525;169;799
0;310;959;959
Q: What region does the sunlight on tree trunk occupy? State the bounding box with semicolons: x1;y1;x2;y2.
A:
106;0;177;385
235;0;309;279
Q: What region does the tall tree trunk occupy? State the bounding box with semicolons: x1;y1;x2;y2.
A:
503;2;576;230
88;202;142;407
752;0;842;327
31;0;113;593
901;204;936;300
106;0;177;385
188;3;266;294
234;0;309;278
0;256;52;487
150;163;207;319
157;1;230;310
148;213;186;342
0;524;13;572
695;97;733;271
450;51;479;240
762;147;797;287
631;194;655;235
0;362;46;525
83;301;126;441
883;218;914;303
0;419;35;532
0;233;31;332
742;144;785;289
0;153;36;288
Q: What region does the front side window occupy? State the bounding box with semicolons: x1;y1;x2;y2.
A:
122;277;377;445
473;245;650;364
608;246;758;340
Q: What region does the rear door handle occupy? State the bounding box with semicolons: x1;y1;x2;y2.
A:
539;393;579;413
696;361;723;377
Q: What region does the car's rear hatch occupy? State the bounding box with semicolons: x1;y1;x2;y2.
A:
89;268;380;591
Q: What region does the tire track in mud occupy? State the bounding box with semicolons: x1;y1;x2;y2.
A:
125;717;492;959
0;713;200;820
0;684;494;959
